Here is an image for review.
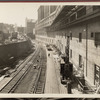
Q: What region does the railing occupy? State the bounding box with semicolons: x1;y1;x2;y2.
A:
73;75;95;94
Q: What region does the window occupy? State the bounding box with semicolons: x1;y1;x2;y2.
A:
79;33;82;42
93;6;100;11
91;32;94;38
70;33;72;40
70;13;76;22
77;7;86;18
79;55;82;68
95;64;100;87
70;49;72;58
95;32;100;46
50;6;57;14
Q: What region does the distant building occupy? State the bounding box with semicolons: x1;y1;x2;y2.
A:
0;23;15;42
17;26;25;34
0;23;14;34
25;18;35;39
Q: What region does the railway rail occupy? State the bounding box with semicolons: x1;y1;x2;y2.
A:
33;47;47;94
0;44;47;93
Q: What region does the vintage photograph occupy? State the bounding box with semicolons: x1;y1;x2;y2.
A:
0;4;100;94
0;99;99;100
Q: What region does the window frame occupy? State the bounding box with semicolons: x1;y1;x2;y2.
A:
79;33;82;42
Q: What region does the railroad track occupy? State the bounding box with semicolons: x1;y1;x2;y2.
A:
0;44;47;93
21;46;47;94
0;45;41;93
33;47;47;94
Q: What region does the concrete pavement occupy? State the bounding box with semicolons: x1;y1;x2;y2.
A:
44;46;82;94
44;49;67;94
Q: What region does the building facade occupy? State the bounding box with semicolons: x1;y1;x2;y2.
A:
25;18;36;39
0;23;15;43
25;18;35;34
35;6;100;89
17;26;25;34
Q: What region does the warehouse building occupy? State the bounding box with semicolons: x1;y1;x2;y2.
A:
35;5;100;90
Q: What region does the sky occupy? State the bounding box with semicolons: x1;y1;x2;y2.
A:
0;3;40;27
0;3;96;27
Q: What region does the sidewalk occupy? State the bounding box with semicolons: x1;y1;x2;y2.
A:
44;49;67;94
44;46;82;94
